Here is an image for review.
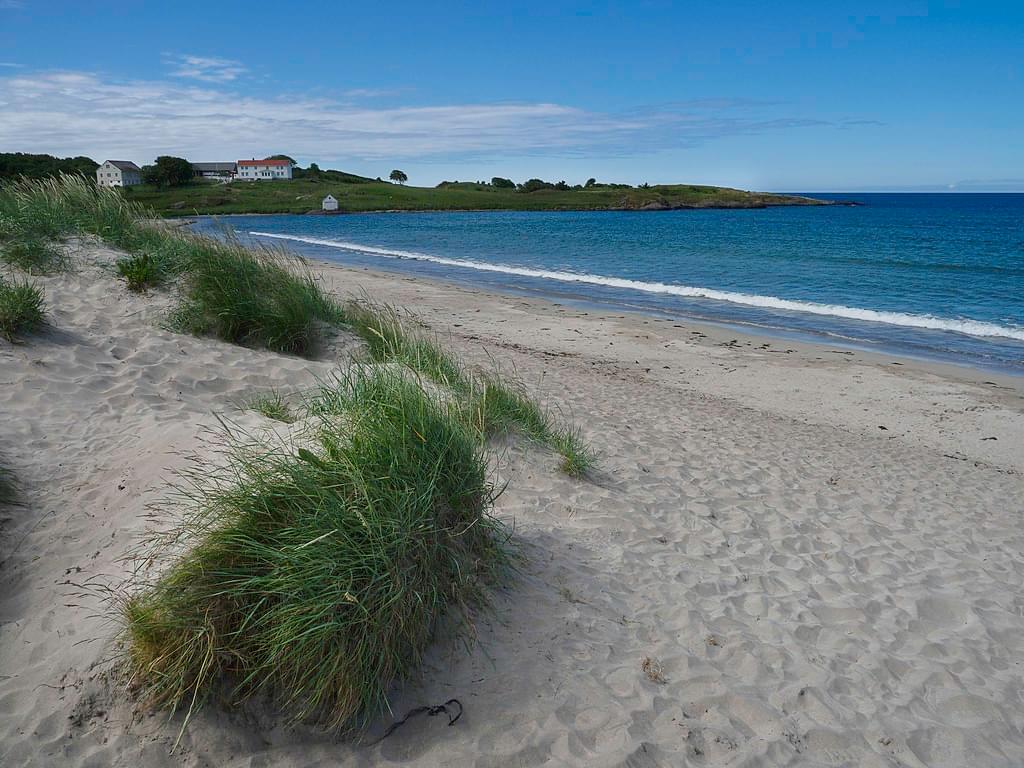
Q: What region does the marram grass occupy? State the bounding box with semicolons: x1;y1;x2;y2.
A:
1;237;68;275
245;390;295;423
122;364;509;731
339;300;596;476
167;236;342;356
0;174;342;355
0;275;45;341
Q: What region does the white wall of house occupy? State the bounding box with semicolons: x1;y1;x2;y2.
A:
96;161;141;187
236;161;293;181
322;195;338;211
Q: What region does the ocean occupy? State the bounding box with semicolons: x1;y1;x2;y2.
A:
191;193;1024;374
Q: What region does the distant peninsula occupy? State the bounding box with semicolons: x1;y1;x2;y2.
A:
128;178;838;217
0;153;845;216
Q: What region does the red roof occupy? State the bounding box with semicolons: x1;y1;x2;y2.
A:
237;158;292;167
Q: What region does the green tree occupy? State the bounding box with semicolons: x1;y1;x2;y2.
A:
585;177;597;188
145;156;193;187
389;169;408;185
518;178;555;193
0;152;98;181
491;176;515;189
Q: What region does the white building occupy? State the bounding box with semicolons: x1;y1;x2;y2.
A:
96;160;142;188
322;194;338;211
236;158;293;181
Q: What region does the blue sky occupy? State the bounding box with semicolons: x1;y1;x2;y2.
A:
0;0;1021;190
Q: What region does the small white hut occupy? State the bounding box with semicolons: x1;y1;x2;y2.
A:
322;194;338;211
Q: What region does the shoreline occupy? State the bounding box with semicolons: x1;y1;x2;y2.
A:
159;196;845;218
307;257;1024;473
324;256;1024;378
184;216;1024;378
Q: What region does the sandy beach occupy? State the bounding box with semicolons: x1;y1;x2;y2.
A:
2;240;1023;767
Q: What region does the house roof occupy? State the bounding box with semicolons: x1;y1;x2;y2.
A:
237;158;292;167
106;160;141;171
192;162;237;172
323;195;337;200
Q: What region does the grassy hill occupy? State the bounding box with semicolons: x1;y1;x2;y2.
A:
128;178;831;216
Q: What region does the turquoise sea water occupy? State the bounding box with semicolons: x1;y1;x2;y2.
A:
192;193;1024;373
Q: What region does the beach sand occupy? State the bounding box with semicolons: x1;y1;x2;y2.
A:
2;241;1023;767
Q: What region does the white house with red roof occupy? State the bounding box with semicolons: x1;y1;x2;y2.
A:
236;157;294;181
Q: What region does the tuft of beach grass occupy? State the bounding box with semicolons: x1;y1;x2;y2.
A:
1;238;68;275
244;390;295;423
121;363;509;731
339;299;596;476
167;236;342;356
0;275;45;341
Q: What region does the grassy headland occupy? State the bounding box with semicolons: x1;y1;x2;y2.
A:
129;178;832;217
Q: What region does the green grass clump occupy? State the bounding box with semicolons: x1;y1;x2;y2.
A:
1;237;67;274
245;390;295;423
122;364;507;730
470;375;596;477
0;175;343;356
0;173;143;244
116;253;164;292
341;301;467;390
339;300;596;476
168;238;342;355
0;276;45;341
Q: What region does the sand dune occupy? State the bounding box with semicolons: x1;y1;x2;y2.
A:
2;242;1023;767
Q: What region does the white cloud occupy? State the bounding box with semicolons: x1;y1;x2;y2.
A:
165;54;247;83
0;70;844;164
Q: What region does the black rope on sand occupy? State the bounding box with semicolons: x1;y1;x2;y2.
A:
368;698;463;746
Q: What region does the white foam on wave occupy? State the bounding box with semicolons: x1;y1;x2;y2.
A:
250;231;1024;342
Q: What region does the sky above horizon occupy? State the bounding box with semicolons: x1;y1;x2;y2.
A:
0;0;1021;191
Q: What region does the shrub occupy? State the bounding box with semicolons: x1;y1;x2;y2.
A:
122;364;508;730
1;238;67;274
517;178;556;193
0;276;45;341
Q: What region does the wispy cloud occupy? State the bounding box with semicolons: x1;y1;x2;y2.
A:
0;70;873;164
0;0;25;9
341;88;398;99
0;62;23;68
164;54;247;83
839;119;885;129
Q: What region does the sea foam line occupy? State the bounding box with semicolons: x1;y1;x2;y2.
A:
250;231;1024;342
